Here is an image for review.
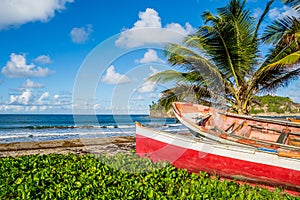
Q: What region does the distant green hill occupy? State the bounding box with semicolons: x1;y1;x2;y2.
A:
251;95;300;115
149;101;175;118
149;95;300;117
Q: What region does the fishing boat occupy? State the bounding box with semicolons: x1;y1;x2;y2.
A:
172;102;300;153
288;118;300;123
136;122;300;192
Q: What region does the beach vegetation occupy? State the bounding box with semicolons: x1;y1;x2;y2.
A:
0;153;298;199
148;0;300;114
252;95;300;114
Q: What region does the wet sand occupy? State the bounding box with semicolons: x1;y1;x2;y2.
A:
0;136;135;157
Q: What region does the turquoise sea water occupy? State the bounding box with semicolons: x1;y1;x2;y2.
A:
0;114;186;143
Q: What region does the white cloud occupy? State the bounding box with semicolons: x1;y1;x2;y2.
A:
115;8;195;48
2;53;54;78
2;90;72;113
0;0;74;30
134;8;161;28
269;5;299;20
132;95;144;101
166;22;194;34
34;55;51;64
253;8;262;19
101;65;131;85
93;104;101;110
269;8;281;19
30;106;38;111
148;93;159;99
40;105;48;111
22;79;44;88
138;81;157;93
9;89;32;105
53;92;72;106
9;90;50;106
37;92;50;104
137;66;160;93
135;49;165;64
70;24;93;44
54;94;59;99
149;66;160;76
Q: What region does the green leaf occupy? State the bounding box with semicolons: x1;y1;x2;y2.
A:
147;189;154;199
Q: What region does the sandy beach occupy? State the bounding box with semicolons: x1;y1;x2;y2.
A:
0;136;136;157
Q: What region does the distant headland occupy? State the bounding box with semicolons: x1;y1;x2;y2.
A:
149;95;300;118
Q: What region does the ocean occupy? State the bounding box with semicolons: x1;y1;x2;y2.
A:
0;114;187;144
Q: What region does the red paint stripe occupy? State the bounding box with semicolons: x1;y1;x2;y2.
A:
136;134;300;191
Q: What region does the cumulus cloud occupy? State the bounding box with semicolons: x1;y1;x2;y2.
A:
149;66;160;76
53;92;72;105
37;92;50;104
101;65;131;85
22;79;44;88
269;5;299;20
2;53;54;78
54;94;59;100
137;66;160;93
93;104;102;110
135;49;165;64
70;24;93;44
132;95;144;101
2;89;73;112
115;8;195;48
9;89;32;105
0;0;74;30
138;81;157;93
34;55;51;64
29;106;38;112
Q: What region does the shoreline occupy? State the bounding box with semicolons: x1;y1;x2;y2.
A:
0;136;135;157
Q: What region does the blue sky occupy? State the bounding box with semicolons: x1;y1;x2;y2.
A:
0;0;299;114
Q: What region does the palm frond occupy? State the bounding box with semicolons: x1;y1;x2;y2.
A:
262;17;300;69
158;84;211;110
262;16;296;45
260;67;300;93
253;0;275;40
147;70;189;83
267;51;300;67
202;11;218;24
165;42;226;87
283;0;300;12
197;0;258;87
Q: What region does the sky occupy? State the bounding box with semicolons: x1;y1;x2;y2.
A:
0;0;299;114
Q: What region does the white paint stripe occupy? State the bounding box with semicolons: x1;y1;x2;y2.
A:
137;125;300;171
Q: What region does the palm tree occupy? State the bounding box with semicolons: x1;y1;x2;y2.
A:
148;0;300;114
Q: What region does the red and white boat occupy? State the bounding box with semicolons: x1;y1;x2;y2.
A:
172;102;300;155
136;122;300;192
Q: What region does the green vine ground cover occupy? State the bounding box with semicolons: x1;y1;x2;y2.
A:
0;153;299;199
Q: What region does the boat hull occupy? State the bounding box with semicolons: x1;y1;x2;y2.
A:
171;102;300;149
136;124;300;192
